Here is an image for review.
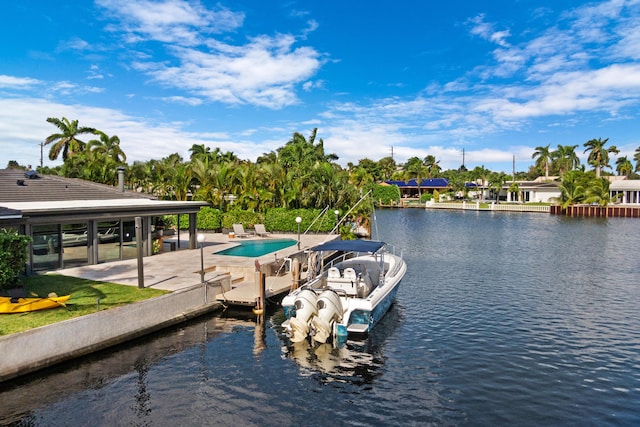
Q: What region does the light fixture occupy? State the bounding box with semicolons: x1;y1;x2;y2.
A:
295;216;302;250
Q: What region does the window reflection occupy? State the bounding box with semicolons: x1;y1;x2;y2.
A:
98;221;121;263
61;223;88;268
33;224;60;271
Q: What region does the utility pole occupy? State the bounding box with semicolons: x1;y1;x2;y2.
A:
40;143;43;168
390;146;394;159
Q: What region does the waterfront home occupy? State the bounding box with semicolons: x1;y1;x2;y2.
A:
609;177;640;204
384;178;450;199
0;169;207;274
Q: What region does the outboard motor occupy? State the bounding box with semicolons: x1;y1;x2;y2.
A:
311;290;343;344
286;289;318;342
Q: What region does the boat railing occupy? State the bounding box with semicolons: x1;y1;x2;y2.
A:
383;243;403;260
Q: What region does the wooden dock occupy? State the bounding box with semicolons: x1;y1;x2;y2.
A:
215;274;295;306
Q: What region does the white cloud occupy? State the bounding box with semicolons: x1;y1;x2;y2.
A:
97;0;244;46
467;14;511;48
160;95;203;106
99;0;324;109
0;75;41;89
136;35;323;108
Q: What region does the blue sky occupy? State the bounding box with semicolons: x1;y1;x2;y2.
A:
1;0;640;173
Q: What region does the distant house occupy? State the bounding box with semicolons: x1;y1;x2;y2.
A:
609;178;640;204
384;178;450;198
0;169;207;274
505;179;561;203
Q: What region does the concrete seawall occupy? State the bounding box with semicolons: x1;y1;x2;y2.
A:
0;277;229;383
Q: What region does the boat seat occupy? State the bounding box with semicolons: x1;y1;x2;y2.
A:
328;267;341;279
343;268;357;282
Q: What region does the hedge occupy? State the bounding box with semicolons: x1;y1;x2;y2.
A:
264;208;336;233
166;207;340;233
372;184;400;206
0;232;30;290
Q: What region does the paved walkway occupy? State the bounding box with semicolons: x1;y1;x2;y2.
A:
55;233;334;292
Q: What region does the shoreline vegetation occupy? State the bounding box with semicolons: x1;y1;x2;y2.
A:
11;121;640;220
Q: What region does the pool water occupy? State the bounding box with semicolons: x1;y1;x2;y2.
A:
216;238;296;257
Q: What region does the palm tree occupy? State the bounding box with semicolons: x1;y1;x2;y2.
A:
403;157;429;197
633;146;640;173
507;181;521;202
423;155;441;177
468;165;490;200
377;156;397;180
585;178;611;207
349;166;374;191
615;156;633;178
552;144;579;176
557;171;586;208
44;117;96;161
87;131;127;164
188;144;211;161
488;172;508;201
583;137;619;178
532;144;552;179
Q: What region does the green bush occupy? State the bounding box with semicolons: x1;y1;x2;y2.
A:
420;193;433;202
372;184;400;206
170;207;341;233
166;207;222;231
197;207;223;230
221;209;263;230
0;231;31;290
265;208;336;233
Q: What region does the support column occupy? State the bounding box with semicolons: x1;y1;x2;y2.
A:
25;224;33;275
87;220;97;265
144;216;152;256
189;212;197;249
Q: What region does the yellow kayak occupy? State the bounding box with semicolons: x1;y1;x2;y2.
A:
0;294;70;314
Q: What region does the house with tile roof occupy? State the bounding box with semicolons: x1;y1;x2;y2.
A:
384;178;450;198
0;168;207;274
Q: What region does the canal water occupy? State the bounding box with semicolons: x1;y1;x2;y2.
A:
2;209;640;426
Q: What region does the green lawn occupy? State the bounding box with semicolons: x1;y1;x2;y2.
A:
0;275;167;336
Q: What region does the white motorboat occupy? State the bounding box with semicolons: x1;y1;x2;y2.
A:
282;239;406;343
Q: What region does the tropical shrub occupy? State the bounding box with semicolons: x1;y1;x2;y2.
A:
372;184;400;206
197;207;223;230
264;208;335;233
166;207;222;231
420;193;433;202
0;231;30;290
221;209;262;230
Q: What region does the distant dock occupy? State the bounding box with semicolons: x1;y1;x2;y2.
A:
426;201;550;213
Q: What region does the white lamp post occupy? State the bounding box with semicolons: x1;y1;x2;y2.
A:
197;233;205;283
334;209;339;226
295;216;302;250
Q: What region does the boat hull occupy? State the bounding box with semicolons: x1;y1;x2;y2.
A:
281;240;406;342
344;278;401;335
0;295;70;314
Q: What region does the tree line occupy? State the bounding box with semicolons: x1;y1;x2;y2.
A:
6;117;640;210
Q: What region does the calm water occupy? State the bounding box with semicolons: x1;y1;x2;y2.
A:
2;209;640;426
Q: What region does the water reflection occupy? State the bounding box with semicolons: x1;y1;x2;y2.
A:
0;313;256;426
278;304;401;386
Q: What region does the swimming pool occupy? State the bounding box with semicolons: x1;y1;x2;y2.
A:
216;238;297;257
